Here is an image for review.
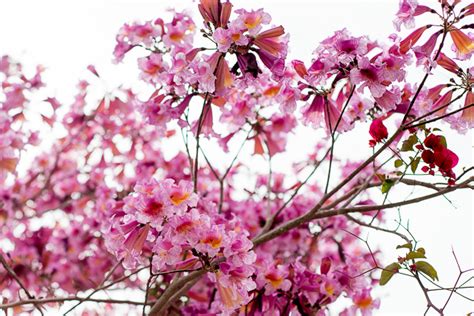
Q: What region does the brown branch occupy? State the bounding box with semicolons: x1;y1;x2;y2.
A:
345;214;411;242
143;257;155;316
405;102;473;130
260;145;332;234
324;85;355;194
253;176;473;246
148;269;207;315
0;297;155;310
0;253;44;315
63;260;138;315
253;128;403;246
315;176;473;219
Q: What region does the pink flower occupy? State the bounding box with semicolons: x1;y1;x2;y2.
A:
212;258;256;311
301;94;325;128
234;8;271;36
162;13;195;50
374;87;401;111
223;231;255;266
256;48;285;77
258;265;291;294
168;180;198;213
393;0;419;31
213;27;232;52
399;25;429;54
207;52;233;95
253;26;287;58
460;91;474;127
228;25;249;47
413;31;441;70
292;59;308;78
350;57;386;98
138;53;167;82
197;228;225;257
351;288;380;316
301;94;346;133
213;269;255;313
152;236;182;271
192;61;216;92
113;40;133;62
198;0;232;28
113;221;150;269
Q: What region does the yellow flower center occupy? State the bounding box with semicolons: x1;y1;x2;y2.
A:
356;296;373;309
201;234;222;249
265;272;283;288
170;192;189;206
169;31;184;42
244;16;261;29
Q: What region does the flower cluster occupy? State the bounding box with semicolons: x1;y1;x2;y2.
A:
0;0;473;315
420;133;459;184
104;178;257;311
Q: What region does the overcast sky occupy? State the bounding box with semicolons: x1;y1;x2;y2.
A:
1;0;473;315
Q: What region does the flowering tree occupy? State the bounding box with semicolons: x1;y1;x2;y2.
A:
1;0;473;315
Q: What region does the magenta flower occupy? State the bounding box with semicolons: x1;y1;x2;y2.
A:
152;236;182;270
350;288;381;316
213;27;232;52
2;0;473;314
234;8;271;36
393;0;419;31
399;25;429;54
350;57;386;98
257;265;291;294
413;31;441;70
253;26;287;58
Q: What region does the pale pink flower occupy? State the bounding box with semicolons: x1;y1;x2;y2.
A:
213;27;232;52
234;8;271;36
393;0;419;31
350;57;386;98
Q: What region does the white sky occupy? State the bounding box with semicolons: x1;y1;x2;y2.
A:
1;0;473;315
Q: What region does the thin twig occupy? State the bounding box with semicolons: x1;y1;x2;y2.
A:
193;93;210;192
0;253;44;315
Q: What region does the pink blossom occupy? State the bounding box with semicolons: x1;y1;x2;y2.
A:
152;236;183;270
413;31;441;70
350;57;386;98
213;27;232;52
138;53;167;82
350;288;381;316
257;265;291;294
393;0;419;31
234;8;271;36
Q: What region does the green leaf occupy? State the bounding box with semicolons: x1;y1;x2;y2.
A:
401;134;418;152
405;250;426;260
381;179;395;194
394;159;403;168
380;262;401;286
415;261;439;281
396;242;413;250
410;157;421;174
417;248;426;255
